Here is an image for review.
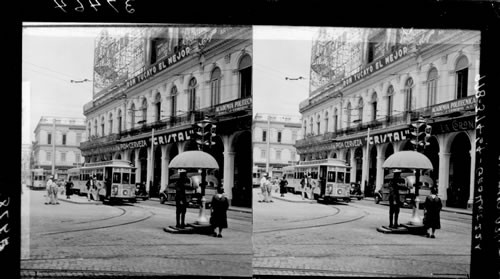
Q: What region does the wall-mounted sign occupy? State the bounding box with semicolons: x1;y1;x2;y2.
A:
430;115;475;135
215;97;252;115
342;46;410;88
126;45;192;88
297;128;410;154
430;95;476;117
152;129;194;145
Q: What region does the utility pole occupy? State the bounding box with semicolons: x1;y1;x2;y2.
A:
52;118;56;177
265;116;270;174
363;127;370;194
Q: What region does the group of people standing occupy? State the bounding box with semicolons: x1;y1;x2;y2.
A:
45;176;74;205
388;169;442;238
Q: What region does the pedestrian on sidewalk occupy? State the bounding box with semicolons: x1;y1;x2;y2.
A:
265;175;273;202
423;187;442;238
210;187;229;238
300;175;306;200
388;169;403;228
259;174;268;202
175;170;188;228
86;175;96;201
45;175;55;205
279;175;288;197
65;178;73;199
309;176;317;200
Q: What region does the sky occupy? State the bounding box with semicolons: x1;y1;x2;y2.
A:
21;24;318;141
253;26;317;118
22;24;102;141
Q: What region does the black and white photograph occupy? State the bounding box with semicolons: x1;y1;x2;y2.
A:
21;24;253;277
252;25;480;278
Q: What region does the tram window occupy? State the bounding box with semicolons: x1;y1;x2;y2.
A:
113;172;121;183
337;172;345;183
345;172;351;183
327;171;336;182
311;172;318;179
130;173;136;184
123;173;130;184
96;172;103;181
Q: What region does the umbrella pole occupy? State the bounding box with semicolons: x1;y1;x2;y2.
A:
409;169;422;225
195;169;209;225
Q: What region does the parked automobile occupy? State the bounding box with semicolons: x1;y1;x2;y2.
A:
159;172;218;208
135;182;149;201
374;172;434;208
350;182;363;200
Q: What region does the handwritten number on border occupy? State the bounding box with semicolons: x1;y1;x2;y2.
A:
54;0;68;12
125;0;135;13
107;0;118;13
75;0;84;12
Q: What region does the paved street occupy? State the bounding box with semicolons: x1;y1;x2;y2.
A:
253;188;471;278
20;186;252;278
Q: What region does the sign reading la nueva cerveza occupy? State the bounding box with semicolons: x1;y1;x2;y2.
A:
126;45;192;89
430;95;476;117
81;129;194;156
342;46;410;88
298;128;410;154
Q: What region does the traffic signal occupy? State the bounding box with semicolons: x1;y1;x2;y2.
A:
410;117;427;151
193;118;216;147
208;124;217;147
424;124;432;147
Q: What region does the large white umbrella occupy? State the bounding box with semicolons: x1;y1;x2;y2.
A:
168;150;219;169
382;151;433;170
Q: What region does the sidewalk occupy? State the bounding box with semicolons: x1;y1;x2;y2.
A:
58;193;252;213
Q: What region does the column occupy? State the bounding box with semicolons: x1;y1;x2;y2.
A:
134;149;141;184
438;152;451;202
160;145;169;192
223;151;235;201
146;146;153;193
375;152;385;192
349;149;357;183
360;145;369;193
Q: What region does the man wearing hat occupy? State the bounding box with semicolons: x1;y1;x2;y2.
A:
388;169;403;228
259;173;268;202
175;170;188;228
45;175;55;205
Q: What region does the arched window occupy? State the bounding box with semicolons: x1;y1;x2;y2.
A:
170;86;177;117
101;116;105;136
130;103;136;129
404;78;414;112
117;110;122;134
427;67;438;106
94;120;98;137
210;67;221;106
316;115;321;135
188;78;197;111
346;102;352;127
387;85;394;118
154;93;161;122
87;123;91;139
309;117;313;135
358;98;364;124
109;113;113;134
239;54;252;98
371;92;378;122
324;111;329;133
141;98;148;124
333;108;338;133
455;56;469;99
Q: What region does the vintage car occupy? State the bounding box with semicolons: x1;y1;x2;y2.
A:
159;172;218;208
374;172;434;208
349;182;364;200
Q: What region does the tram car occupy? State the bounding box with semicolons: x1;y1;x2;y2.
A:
284;158;352;202
68;160;138;202
30;168;46;190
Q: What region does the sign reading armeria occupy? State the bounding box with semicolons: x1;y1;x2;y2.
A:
431;95;476;117
215;97;252;115
126;46;191;88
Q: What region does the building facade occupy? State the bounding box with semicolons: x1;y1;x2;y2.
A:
252;113;302;178
296;28;480;209
22;81;31;186
32;116;87;179
80;26;252;207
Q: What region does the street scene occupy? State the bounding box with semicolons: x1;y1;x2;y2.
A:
21;185;252;277
252;26;479;277
22;24;253;277
253;187;471;277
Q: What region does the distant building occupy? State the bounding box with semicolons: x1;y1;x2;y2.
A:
297;28;480;208
32;116;87;180
252;113;302;179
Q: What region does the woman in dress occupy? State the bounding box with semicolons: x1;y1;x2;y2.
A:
423;187;442;238
210;187;229;238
